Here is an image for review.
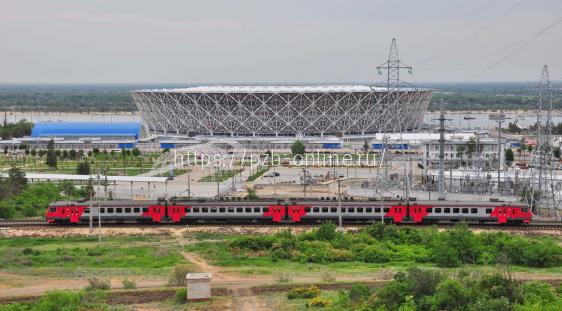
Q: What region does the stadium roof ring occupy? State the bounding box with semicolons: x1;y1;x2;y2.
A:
131;85;432;137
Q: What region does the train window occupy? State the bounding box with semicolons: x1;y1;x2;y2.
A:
462;208;468;214
116;208;123;213
375;208;381;213
313;207;320;213
453;208;459;213
435;208;441;213
383;208;389;212
342;208;347;213
219;208;225;213
427;208;432;213
254;207;260;213
83;209;89;214
244;208;250;213
142;207;148;212
100;208;105;213
49;207;56;212
211;208;217;213
471;208;477;214
108;208;114;213
522;207;528;212
125;208;131;213
444;208;450;213
237;208;243;213
228;207;234;213
134;208;140;213
331;208;337;213
349;208;355;213
366;208;372;213
486;208;492;214
305;207;311;212
193;208;199;213
202;208;208;213
322;207;328;213
357;208;363;213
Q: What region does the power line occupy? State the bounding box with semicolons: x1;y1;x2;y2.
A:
421;0;526;64
420;15;562;71
463;16;562;81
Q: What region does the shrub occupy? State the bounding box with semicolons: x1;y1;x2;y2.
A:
84;277;110;291
122;278;137;289
306;297;331;308
287;285;321;299
32;291;81;310
315;222;337;241
517;281;556;305
21;248;33;255
175;288;187;303
168;264;192;286
348;283;370;303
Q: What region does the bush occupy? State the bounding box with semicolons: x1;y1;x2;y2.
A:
121;278;136;289
168;264;192;286
306;297;332;308
348;283;370;303
287;285;321;299
175;288;187;303
84;277;110;291
315;222;337;241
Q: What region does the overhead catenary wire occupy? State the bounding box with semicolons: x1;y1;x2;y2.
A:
421;0;526;64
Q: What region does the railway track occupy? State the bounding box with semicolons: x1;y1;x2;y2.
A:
1;220;561;230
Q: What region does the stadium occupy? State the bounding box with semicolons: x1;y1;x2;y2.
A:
131;85;432;138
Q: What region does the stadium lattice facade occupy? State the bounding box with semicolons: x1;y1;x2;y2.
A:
132;85;432;137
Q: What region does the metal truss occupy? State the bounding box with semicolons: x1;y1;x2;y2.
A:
132;87;432;137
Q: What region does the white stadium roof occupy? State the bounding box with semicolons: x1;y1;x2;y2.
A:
135;85;425;93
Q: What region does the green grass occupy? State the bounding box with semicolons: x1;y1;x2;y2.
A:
198;169;242;182
0;235;193;278
246;167;269;182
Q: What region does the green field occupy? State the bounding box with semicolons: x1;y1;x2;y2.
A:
0;235;193;278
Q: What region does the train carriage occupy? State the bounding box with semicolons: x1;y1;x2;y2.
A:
46;199;531;225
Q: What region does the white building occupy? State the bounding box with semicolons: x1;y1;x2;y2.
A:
421;136;504;170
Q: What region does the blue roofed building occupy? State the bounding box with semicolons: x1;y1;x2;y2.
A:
31;122;143;140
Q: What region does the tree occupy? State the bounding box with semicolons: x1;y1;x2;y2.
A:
60;180;76;196
92;147;100;155
69;149;77;160
553;147;560;159
456;144;466;166
505;149;514;166
7;166;27;195
527;144;533;153
132;147;141;157
291;140;305;156
46;139;57;170
363;140;370;154
76;160;91;175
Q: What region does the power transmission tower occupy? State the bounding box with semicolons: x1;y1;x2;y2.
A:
377;38;413;92
525;65;561;219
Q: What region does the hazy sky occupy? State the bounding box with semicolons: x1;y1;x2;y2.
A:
1;0;561;84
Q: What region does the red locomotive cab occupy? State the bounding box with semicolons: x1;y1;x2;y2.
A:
167;205;190;223
46;205;87;223
491;206;532;224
